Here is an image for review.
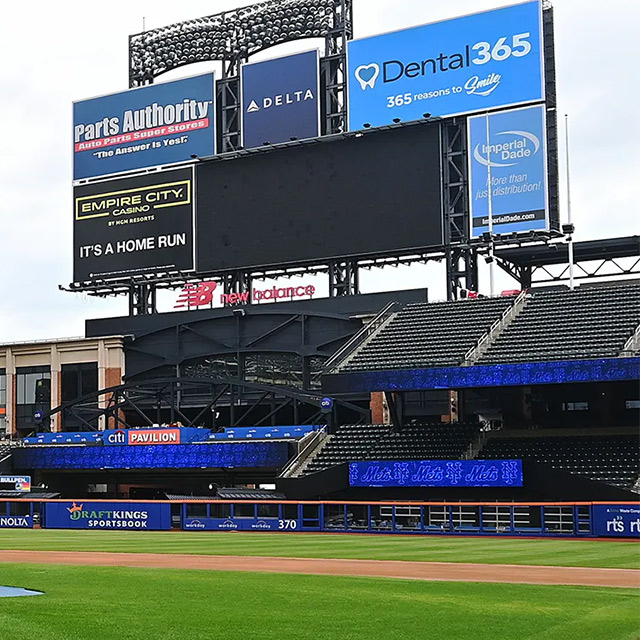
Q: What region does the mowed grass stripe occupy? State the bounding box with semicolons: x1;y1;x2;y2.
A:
0;563;638;640
0;529;638;568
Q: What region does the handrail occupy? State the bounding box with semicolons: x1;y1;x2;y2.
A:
324;301;399;372
279;428;326;478
619;322;640;356
463;290;529;365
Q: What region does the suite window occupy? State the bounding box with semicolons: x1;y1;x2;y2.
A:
15;366;50;430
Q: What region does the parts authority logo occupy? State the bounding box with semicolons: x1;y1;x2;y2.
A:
354;63;380;90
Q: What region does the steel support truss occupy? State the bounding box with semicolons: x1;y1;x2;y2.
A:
442;118;477;299
36;376;368;434
497;254;640;288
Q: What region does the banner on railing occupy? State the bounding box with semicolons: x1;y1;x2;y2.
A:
44;501;171;530
592;504;640;538
349;459;523;487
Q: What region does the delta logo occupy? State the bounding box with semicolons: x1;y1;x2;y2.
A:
245;88;315;113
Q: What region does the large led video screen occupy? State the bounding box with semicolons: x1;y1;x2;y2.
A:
196;122;443;272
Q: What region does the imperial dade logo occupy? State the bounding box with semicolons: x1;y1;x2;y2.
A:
473;129;540;168
245;89;315;113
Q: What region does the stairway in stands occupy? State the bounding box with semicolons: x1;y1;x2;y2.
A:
479;282;640;364
300;423;480;476
336;297;516;372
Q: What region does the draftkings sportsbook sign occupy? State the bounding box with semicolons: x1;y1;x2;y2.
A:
44;502;171;530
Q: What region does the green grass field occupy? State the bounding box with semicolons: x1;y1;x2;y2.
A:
0;563;638;640
0;529;638;568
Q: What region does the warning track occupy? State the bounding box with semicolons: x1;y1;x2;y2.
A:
0;551;638;588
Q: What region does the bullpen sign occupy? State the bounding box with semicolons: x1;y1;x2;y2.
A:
73;167;195;282
44;502;171;530
347;1;543;130
468;104;548;237
73;73;215;180
242;50;320;149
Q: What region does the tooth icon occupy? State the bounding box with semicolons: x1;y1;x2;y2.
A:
355;63;380;90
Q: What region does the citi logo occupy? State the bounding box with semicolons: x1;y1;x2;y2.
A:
474;130;540;168
246;89;315;113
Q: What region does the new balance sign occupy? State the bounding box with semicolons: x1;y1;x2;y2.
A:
241;50;320;149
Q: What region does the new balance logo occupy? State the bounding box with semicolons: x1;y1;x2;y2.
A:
174;281;218;309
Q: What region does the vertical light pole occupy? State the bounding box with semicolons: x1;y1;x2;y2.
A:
564;113;575;290
485;111;495;296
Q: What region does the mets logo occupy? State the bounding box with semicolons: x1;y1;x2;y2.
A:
67;502;83;514
174;281;217;310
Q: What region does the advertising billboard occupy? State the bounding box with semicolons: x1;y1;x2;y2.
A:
73;167;195;282
196;123;442;272
73;73;215;180
241;50;320;149
347;1;543;130
0;475;31;492
349;459;523;487
44;502;171;530
592;504;640;538
468;104;548;237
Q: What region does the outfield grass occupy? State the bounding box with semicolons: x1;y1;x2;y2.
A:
0;529;638;568
0;563;637;640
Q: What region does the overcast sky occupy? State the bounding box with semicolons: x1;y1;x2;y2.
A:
0;0;638;342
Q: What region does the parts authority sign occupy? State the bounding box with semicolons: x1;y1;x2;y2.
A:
73;73;215;180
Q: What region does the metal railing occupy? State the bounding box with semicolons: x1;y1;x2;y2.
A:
463;291;529;365
278;428;327;478
323;301;399;373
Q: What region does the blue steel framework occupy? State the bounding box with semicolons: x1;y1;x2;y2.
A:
0;500;637;538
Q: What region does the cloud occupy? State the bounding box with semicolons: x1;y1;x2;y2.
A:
0;0;637;340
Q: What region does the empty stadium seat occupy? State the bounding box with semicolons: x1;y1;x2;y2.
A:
478;433;640;490
302;423;480;475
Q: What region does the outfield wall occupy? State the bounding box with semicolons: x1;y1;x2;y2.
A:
0;499;638;538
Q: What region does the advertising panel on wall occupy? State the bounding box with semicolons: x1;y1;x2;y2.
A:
349;460;523;487
0;475;31;492
196;122;442;272
468;104;548;237
347;1;543;130
0;515;33;529
44;502;171;530
73;73;215;180
591;504;640;538
73;167;195;282
241;50;320;149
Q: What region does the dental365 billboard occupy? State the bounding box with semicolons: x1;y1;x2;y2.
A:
347;1;543;130
73;73;215;180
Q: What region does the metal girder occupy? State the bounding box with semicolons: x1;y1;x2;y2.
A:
328;260;360;297
35;376;367;433
442;119;476;299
